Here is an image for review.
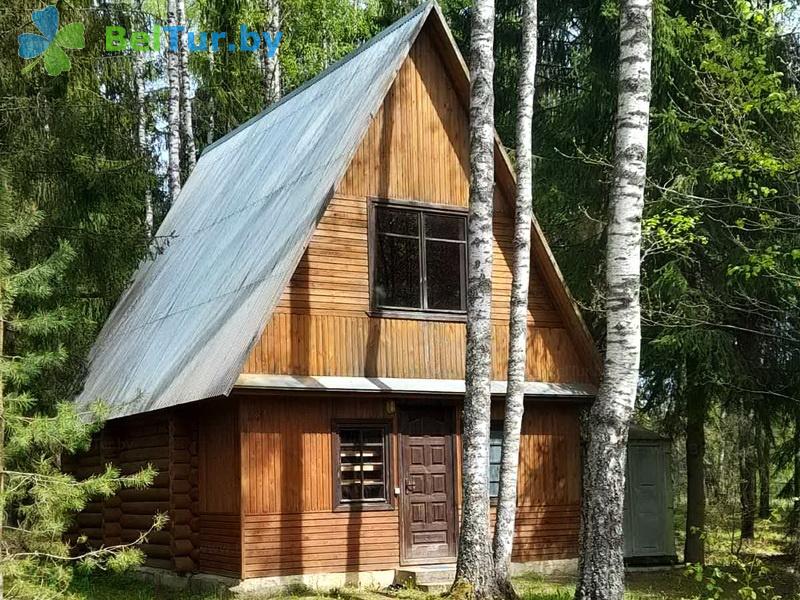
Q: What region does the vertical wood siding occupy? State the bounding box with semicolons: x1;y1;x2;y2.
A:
243;26;593;385
239;394;581;577
197;401;242;576
509;404;581;562
240;394;399;578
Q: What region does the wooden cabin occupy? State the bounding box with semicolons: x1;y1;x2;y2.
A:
69;2;599;588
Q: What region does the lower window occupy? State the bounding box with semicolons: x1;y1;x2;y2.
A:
333;422;392;509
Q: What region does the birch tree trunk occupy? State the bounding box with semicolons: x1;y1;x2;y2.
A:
166;0;182;204
207;50;215;146
132;0;153;235
262;0;282;104
492;0;537;593
453;0;497;596
176;0;197;173
134;46;153;236
574;0;652;597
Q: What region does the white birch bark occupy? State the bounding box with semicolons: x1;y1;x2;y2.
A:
492;0;537;591
574;0;652;597
166;0;182;204
176;0;197;173
134;45;153;236
207;49;215;145
262;0;282;104
453;0;498;596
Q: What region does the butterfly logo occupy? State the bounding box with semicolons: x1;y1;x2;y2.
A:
18;5;85;77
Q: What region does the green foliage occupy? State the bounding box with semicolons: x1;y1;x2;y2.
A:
0;2;161;596
191;0;379;153
0;174;162;600
1;0;156;409
684;556;781;600
477;0;800;456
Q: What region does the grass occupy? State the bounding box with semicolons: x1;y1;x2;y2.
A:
66;514;800;600
67;559;798;600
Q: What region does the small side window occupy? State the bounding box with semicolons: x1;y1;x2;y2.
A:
489;423;503;499
333;422;392;510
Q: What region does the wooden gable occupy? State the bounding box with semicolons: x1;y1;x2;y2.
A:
243;24;595;385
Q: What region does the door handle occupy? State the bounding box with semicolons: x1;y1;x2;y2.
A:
405;477;416;492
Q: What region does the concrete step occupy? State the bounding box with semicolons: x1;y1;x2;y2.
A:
395;565;456;592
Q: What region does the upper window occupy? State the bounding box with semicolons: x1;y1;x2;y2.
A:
334;422;392;509
371;203;467;314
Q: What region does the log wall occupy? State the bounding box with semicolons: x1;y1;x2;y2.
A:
65;406;206;575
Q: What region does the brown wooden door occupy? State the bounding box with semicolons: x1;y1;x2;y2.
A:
399;407;456;564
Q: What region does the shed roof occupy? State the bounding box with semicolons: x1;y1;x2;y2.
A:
77;2;599;420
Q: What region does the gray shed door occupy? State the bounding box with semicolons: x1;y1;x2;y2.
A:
624;443;667;557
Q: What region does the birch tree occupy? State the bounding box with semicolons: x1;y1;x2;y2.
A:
574;0;652;597
262;0;282;104
453;0;498;596
133;38;153;234
135;65;153;233
166;0;182;203
176;0;197;173
492;0;536;593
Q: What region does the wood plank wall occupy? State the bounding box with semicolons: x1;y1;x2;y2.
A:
506;404;581;562
239;393;581;577
239;394;400;578
243;26;593;385
197;402;242;576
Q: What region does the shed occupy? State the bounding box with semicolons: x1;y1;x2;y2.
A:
624;426;677;565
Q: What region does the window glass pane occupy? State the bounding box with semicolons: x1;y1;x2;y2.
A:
362;429;383;444
425;240;464;310
489;481;500;498
425;214;465;240
376;234;421;308
489;425;503;498
377;207;419;236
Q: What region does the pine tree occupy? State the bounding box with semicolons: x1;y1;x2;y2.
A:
0;3;162;593
0;174;162;600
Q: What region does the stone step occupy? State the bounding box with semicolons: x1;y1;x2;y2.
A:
394;565;456;591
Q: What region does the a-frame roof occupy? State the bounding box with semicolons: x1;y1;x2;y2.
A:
77;2;599;420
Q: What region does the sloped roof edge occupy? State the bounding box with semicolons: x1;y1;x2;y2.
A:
202;1;434;158
76;3;433;420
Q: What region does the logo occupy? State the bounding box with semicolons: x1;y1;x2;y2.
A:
18;5;85;76
106;25;282;56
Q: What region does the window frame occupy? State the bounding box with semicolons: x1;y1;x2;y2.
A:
332;419;395;512
368;198;468;322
